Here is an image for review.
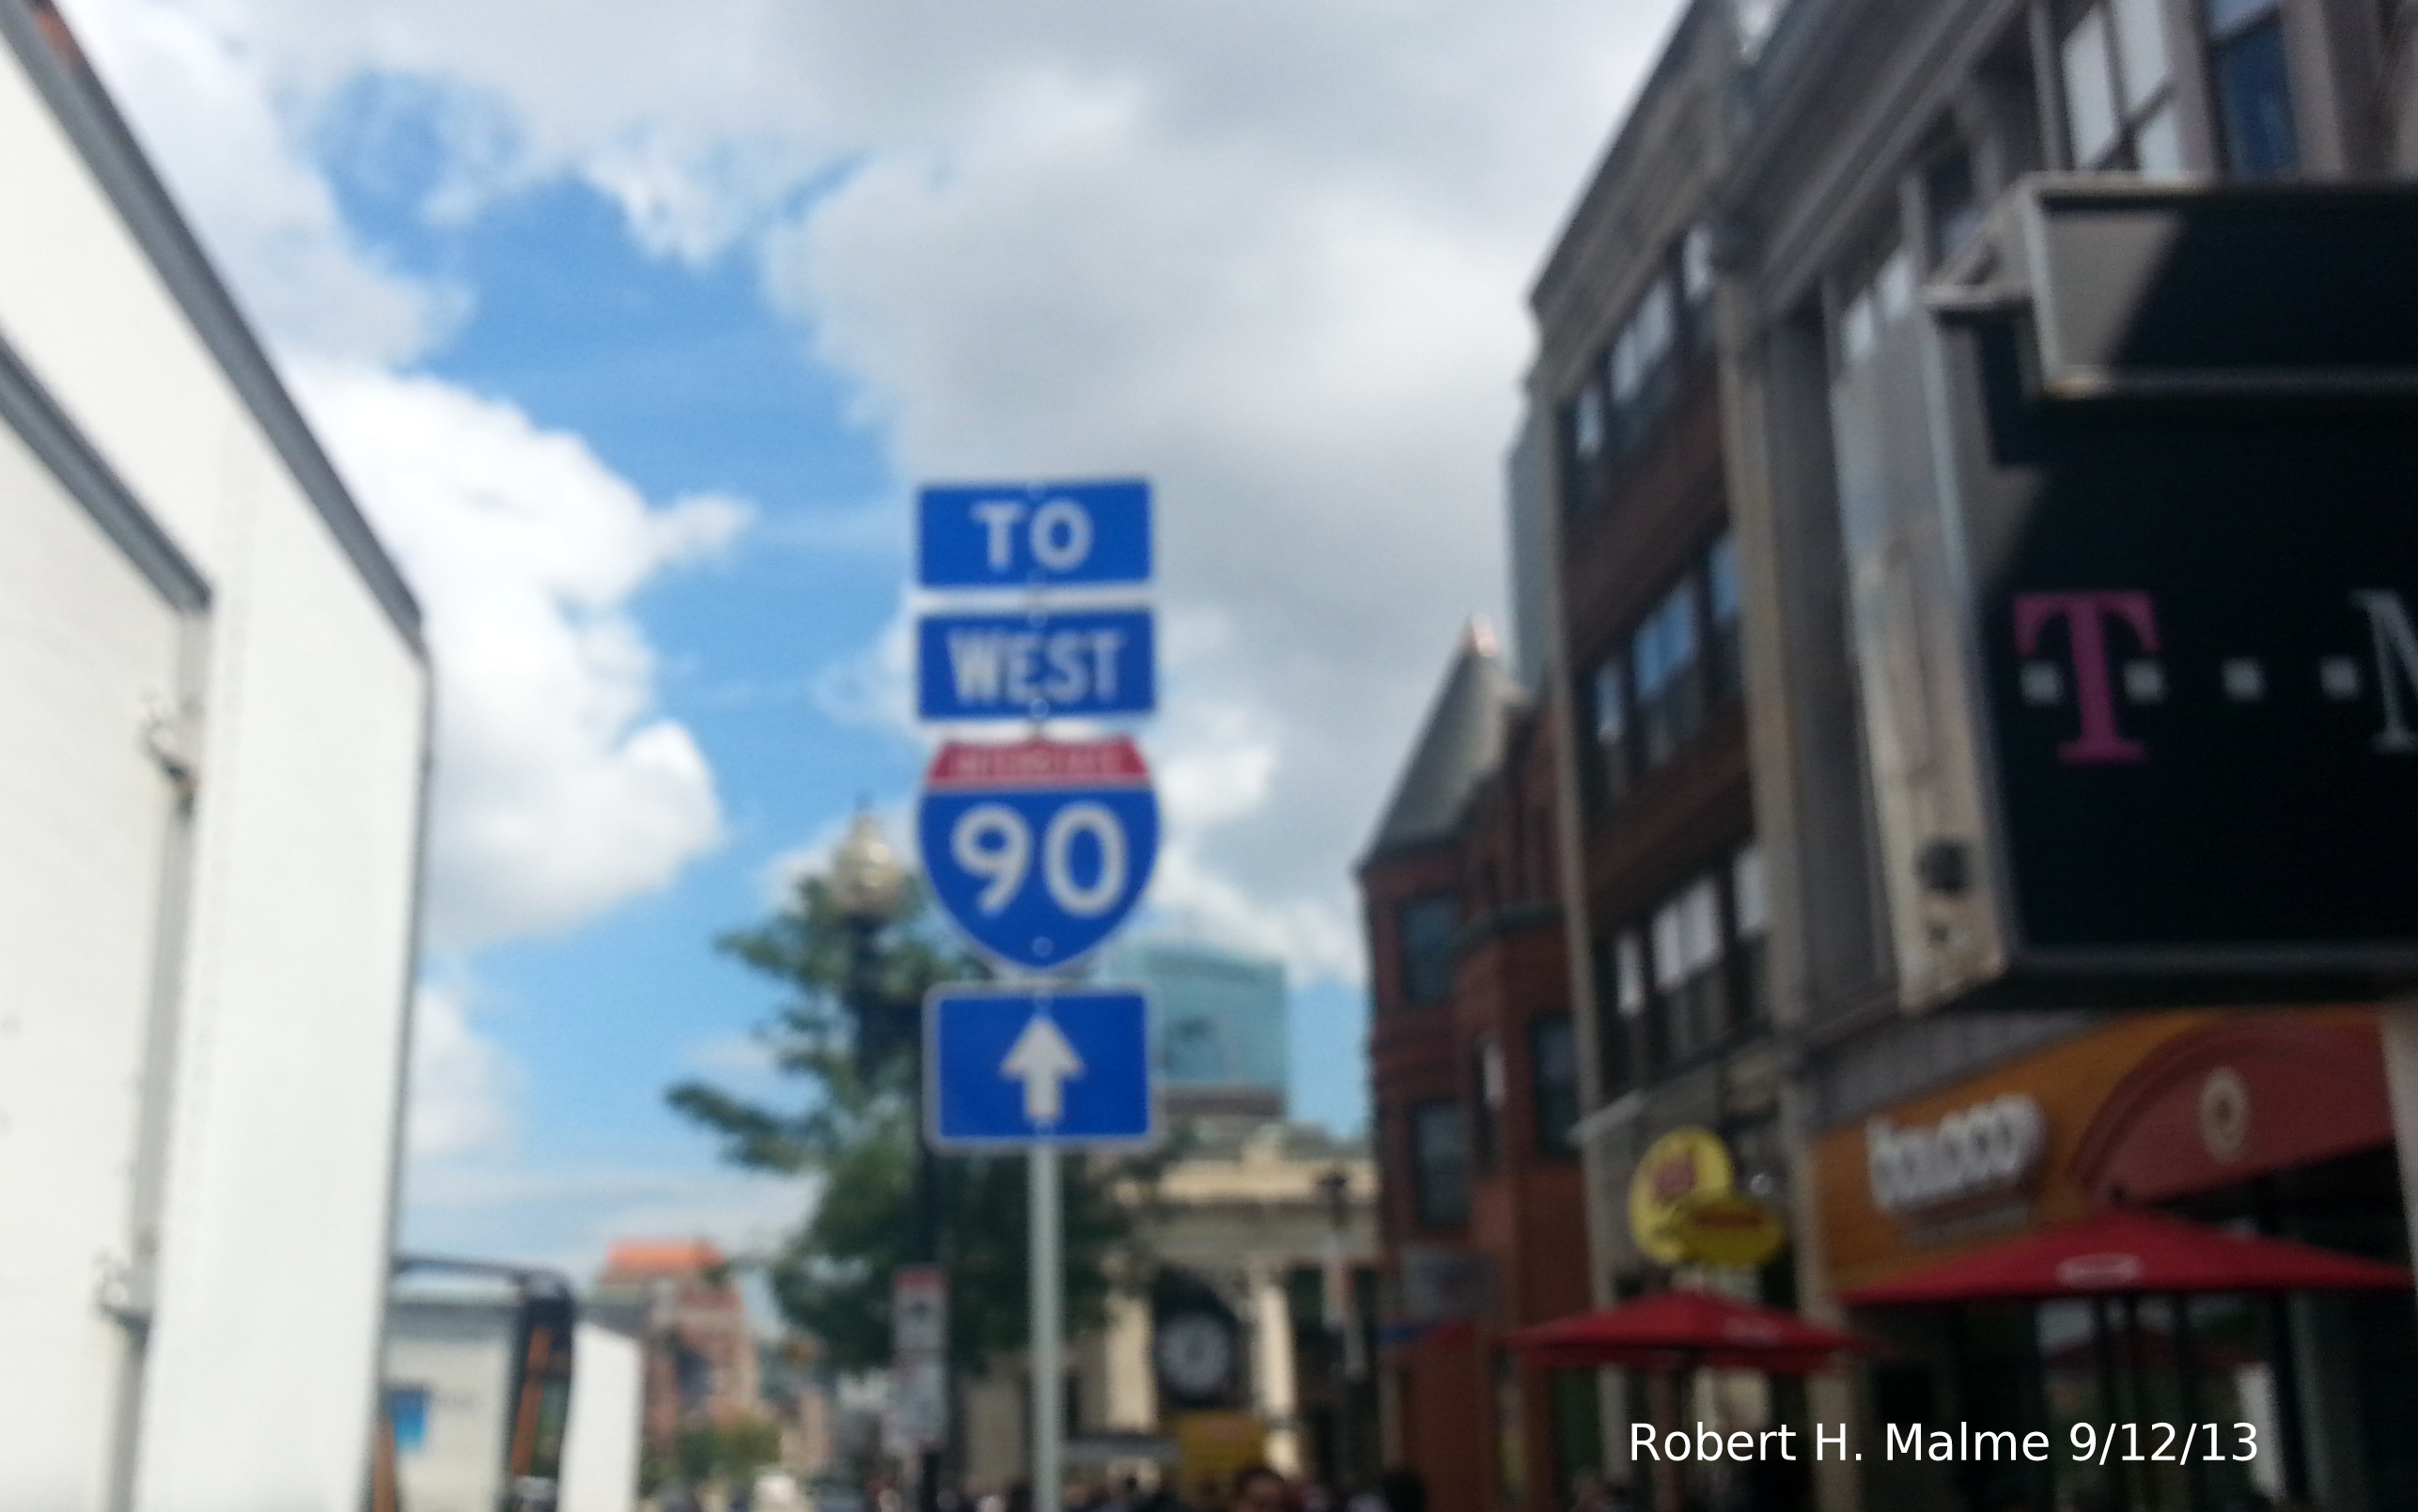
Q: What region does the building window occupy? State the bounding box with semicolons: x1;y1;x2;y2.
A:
1397;894;1459;1005
1561;370;1609;515
1731;843;1770;1029
1651;876;1727;1066
1563;231;1716;513
1608;853;1768;1086
1471;1037;1504;1172
1570;376;1607;463
1411;1101;1472;1229
2060;0;2182;171
1615;930;1647;1021
1591;655;1631;806
1596;930;1646;1097
1633;576;1704;770
1611;275;1678;439
1682;225;1717;309
1707;532;1743;708
2206;0;2299;177
1837;241;1915;371
1531;1014;1580;1157
1925;148;1985;265
1596;534;1739;801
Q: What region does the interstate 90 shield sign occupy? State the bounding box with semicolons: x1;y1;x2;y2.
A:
917;737;1159;972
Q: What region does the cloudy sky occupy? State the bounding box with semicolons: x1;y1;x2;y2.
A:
62;0;1676;1273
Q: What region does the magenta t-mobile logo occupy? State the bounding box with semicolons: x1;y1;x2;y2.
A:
2013;592;2161;764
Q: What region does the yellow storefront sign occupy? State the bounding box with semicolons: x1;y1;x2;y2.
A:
1667;1190;1787;1267
1629;1127;1736;1263
1629;1127;1786;1266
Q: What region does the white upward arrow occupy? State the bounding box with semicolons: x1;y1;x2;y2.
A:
1002;1014;1084;1126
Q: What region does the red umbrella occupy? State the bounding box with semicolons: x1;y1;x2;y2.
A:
1839;1208;2411;1306
1505;1287;1882;1373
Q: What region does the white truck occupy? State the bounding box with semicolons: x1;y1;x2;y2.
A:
375;1258;647;1512
381;1261;575;1512
0;2;429;1507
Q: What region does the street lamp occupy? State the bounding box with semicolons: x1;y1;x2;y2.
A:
1316;1167;1365;1487
831;810;908;926
827;812;946;1512
833;811;917;1082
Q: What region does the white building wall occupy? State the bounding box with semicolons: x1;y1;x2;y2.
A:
132;474;425;1512
0;23;256;587
0;8;429;1511
559;1321;646;1512
0;406;196;1512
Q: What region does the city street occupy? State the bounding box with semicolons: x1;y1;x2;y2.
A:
3;0;2416;1509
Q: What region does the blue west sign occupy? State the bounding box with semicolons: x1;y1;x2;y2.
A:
918;479;1152;588
917;737;1160;971
917;607;1155;722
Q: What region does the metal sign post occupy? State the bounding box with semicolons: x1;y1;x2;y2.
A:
924;977;1153;1511
913;476;1159;1510
1030;1146;1063;1512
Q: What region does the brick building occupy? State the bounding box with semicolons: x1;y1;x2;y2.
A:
1520;16;1804;1512
1360;623;1595;1512
593;1240;765;1462
1509;0;2418;1502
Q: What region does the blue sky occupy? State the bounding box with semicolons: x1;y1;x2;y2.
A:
336;116;1374;1257
67;0;1664;1272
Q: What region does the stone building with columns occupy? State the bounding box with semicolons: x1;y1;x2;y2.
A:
958;1061;1379;1495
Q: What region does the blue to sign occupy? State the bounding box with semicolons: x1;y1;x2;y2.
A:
918;607;1155;722
918;479;1151;587
918;738;1159;971
926;985;1155;1148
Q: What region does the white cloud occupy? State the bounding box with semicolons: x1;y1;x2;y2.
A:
809;603;916;739
404;979;515;1160
60;0;1664;989
743;8;1642;985
293;363;747;949
405;1154;812;1278
65;0;756;953
65;0;463;364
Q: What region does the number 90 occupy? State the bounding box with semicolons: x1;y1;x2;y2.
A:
951;802;1129;917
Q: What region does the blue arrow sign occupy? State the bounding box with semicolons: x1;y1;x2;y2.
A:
918;738;1159;971
919;479;1151;588
917;607;1155;722
926;985;1155;1148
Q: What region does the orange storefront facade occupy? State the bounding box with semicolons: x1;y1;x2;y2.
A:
1808;1010;2416;1512
1815;1010;2396;1295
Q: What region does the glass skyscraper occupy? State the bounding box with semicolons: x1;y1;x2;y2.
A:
1100;938;1288;1117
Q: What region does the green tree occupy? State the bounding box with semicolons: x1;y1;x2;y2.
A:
668;872;1166;1374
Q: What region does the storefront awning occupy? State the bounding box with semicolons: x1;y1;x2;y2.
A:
1838;1207;2411;1304
1504;1287;1883;1373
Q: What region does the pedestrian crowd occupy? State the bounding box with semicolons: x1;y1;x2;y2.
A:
958;1462;1432;1512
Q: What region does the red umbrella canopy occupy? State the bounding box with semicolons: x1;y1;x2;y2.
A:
1839;1208;2412;1306
1505;1288;1881;1373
